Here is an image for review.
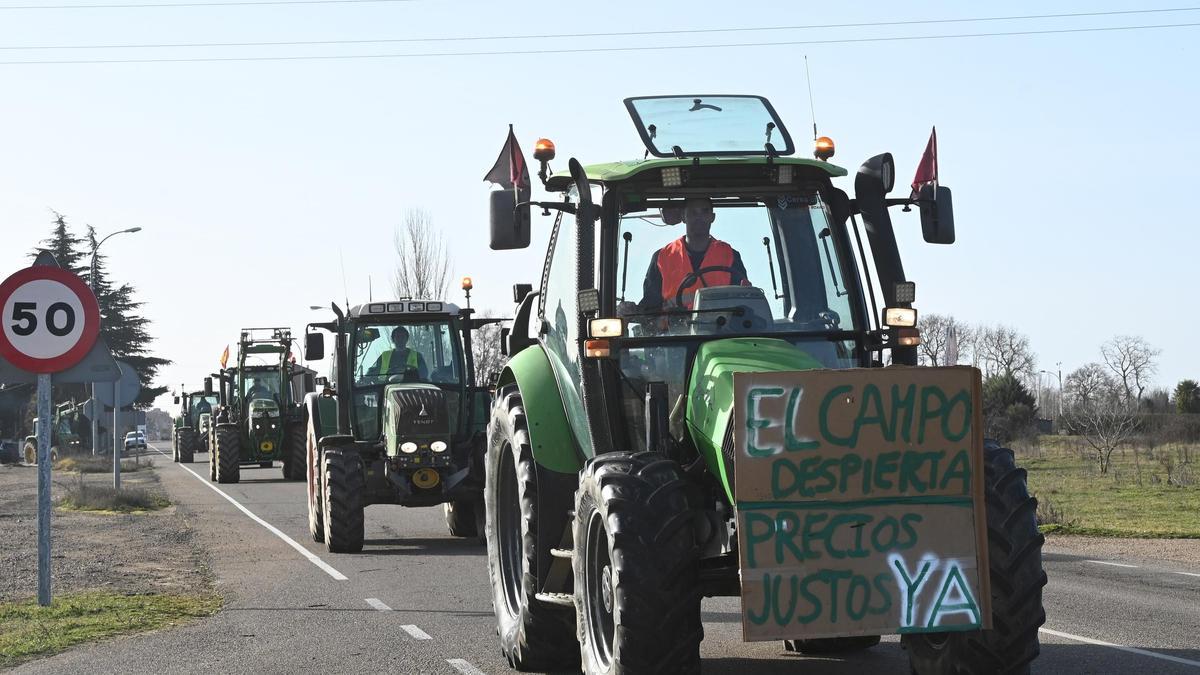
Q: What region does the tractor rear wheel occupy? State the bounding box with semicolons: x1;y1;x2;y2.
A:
784;636;880;654
23;442;36;465
307;427;324;543
444;500;479;538
485;385;578;671
573;452;701;675
283;421;306;481
904;442;1047;675
215;427;241;484
178;427;197;464
172;429;181;463
209;442;218;481
321;448;364;553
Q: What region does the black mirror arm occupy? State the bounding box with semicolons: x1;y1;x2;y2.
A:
518;200;576;217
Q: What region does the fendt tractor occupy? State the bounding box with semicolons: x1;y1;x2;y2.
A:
172;384;218;463
208;328;309;483
481;95;1047;674
23;400;89;464
302;296;499;552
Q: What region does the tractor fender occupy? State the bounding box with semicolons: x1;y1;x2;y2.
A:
496;345;582;475
303;391;340;442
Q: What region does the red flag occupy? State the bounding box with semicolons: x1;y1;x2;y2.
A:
220;345;229;369
910;127;938;198
483;124;530;190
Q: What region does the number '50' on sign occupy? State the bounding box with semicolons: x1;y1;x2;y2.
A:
0;265;101;374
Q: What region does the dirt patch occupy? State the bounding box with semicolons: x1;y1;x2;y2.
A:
1045;533;1200;566
0;459;212;604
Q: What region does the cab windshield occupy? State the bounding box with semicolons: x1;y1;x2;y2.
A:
349;320;465;440
241;370;282;405
617;194;860;341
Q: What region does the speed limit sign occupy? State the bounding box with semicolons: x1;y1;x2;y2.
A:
0;265;101;374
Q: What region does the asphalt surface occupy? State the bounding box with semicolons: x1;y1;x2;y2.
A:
14;440;1200;674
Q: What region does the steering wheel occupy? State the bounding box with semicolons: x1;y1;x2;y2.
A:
674;265;739;308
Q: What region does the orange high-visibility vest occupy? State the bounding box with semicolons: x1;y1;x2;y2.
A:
657;237;735;308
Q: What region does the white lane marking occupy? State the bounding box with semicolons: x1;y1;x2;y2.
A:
1086;560;1139;569
150;444;348;581
365;598;391;611
1040;628;1200;668
401;624;432;640
1176;571;1200;578
447;659;486;675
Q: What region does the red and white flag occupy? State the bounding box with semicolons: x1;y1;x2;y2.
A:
910;127;938;199
483;124;530;191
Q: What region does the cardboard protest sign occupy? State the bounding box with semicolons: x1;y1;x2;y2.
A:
733;366;989;641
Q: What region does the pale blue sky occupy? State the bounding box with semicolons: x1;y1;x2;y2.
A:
1;0;1196;408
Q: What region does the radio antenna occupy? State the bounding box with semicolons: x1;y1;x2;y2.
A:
338;248;350;309
805;55;818;140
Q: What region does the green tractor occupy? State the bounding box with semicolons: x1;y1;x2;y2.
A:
172;384;218;464
481;95;1046;674
23;400;88;464
209;328;308;484
301;298;499;552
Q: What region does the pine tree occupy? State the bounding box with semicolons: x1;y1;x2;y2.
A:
85;225;170;404
32;212;87;274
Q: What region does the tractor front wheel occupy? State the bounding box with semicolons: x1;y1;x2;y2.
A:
215;427;241;484
485;385;577;671
283;421;306;481
321;448;364;553
904;442;1047;675
444;500;479;538
23;442;36;465
573;452;701;675
178;427;197;464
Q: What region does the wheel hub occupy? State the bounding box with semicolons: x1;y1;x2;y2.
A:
601;564;613;614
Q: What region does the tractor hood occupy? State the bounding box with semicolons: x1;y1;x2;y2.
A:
383;383;453;457
248;399;280;418
685;338;825;503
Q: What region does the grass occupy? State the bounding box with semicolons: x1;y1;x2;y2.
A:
58;484;170;514
0;592;220;668
54;456;152;474
1018;436;1200;538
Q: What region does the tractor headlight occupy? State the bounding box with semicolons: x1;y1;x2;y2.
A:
431;441;447;453
883;307;917;327
401;442;418;454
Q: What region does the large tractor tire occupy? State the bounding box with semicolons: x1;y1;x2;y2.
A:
444;500;479;538
306;427;324;543
486;385;578;672
573;452;702;675
905;442;1047;675
282;421;306;481
172;429;181;463
209;440;218;481
321;448;364;553
178;427;197;464
215;427;241;484
23;441;36;465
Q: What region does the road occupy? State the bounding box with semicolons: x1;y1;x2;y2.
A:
14;440;1200;674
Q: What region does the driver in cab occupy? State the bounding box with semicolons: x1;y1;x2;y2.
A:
634;197;750;312
366;326;428;380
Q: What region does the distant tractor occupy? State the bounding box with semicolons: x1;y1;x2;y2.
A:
23;401;89;464
208;328;308;484
302;298;500;552
479;96;1046;674
173;384;218;464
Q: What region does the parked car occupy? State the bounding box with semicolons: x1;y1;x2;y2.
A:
0;439;20;464
124;432;147;453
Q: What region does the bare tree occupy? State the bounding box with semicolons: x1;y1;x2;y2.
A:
917;313;974;367
1068;398;1139;475
471;310;507;387
1101;335;1159;404
393;208;452;300
1064;362;1116;409
978;325;1036;380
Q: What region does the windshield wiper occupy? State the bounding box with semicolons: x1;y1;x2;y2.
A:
818;227;849;298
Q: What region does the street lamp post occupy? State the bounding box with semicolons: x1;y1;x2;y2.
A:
89;227;141;456
1040;365;1064;419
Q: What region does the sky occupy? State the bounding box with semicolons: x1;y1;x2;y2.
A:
0;0;1197;410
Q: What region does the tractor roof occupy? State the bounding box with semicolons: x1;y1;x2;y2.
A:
544;155;846;192
348;300;461;320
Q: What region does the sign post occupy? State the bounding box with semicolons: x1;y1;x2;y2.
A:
0;255;102;607
94;360;141;490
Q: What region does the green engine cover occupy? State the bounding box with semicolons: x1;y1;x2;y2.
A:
686;338;825;503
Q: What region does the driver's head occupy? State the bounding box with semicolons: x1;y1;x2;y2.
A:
682;197;715;241
390;326;410;349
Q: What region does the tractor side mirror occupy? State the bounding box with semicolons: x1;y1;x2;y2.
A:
490;190;531;250
513;283;533;303
203;377;213;396
173;396;180;405
919;185;955;244
304;332;325;361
